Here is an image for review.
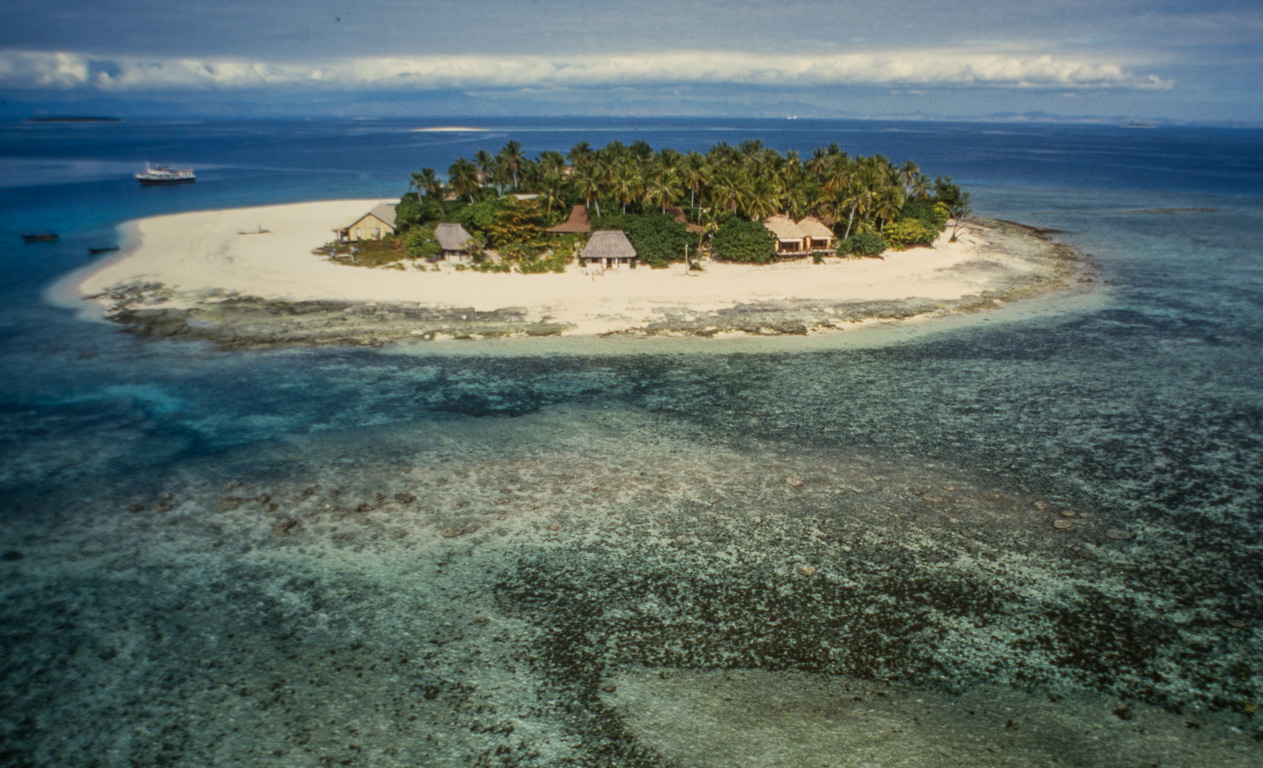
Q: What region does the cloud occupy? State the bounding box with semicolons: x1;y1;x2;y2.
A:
0;49;1173;91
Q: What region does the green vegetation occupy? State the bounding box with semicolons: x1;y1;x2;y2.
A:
380;138;970;270
313;239;410;267
591;212;692;268
882;219;939;250
711;218;777;263
841;232;887;258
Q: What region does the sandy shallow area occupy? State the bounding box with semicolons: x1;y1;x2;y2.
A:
67;199;1090;348
3;406;1260;766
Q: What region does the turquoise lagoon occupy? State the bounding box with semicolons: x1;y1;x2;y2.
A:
1;118;1262;766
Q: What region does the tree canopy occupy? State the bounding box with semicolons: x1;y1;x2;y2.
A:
390;138;969;267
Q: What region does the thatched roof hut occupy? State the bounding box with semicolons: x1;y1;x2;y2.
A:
581;230;637;268
797;216;833;240
762;215;802;242
762;215;835;257
546;205;591;234
434;222;473;251
434;222;475;261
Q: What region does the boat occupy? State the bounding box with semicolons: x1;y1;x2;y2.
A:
88;245;120;254
136;164;196;185
22;233;59;242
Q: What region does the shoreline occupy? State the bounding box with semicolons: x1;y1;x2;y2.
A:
63;199;1097;350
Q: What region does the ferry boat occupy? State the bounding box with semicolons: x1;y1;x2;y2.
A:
136;164;196;185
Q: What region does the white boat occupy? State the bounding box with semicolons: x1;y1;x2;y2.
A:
136;164;196;185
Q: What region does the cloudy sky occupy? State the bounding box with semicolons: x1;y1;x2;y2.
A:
2;0;1260;122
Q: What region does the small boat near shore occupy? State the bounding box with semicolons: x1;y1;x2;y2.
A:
136;164;196;185
89;245;120;254
22;233;59;242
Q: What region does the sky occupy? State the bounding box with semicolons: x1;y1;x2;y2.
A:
2;0;1260;123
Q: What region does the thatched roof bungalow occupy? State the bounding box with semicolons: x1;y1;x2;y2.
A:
581;230;637;269
333;203;396;242
546;205;591;234
434;222;475;262
762;215;835;257
797;216;835;253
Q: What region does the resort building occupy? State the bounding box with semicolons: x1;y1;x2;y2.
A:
434;222;476;262
581;230;637;270
546;204;591;234
762;215;835;258
333;203;397;242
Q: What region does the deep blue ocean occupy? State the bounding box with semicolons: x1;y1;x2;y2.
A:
2;117;1263;766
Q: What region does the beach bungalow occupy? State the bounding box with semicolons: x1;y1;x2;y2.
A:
545;204;591;234
333;203;397;243
581;230;637;270
762;215;836;258
434;222;476;262
798;216;835;254
763;215;808;257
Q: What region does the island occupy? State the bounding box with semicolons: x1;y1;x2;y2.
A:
72;140;1089;348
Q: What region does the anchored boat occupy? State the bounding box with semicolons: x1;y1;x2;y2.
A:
136;164;196;185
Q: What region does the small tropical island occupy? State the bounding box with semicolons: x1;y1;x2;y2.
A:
73;139;1088;347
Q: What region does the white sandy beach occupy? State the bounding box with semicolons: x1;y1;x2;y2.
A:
75;199;1046;337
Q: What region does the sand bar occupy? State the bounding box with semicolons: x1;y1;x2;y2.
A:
69;199;1089;348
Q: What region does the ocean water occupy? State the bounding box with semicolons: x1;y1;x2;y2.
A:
1;117;1263;766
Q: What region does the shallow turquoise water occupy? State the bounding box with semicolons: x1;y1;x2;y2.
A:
1;118;1262;765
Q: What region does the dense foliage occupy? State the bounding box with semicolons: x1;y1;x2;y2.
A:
899;199;949;231
384;138;971;269
711;218;777;263
882;219;939;250
591;213;693;268
841;232;887;258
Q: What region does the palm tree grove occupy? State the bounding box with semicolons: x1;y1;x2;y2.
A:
389;139;971;272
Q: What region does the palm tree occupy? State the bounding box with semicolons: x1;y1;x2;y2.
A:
707;141;739;169
609;161;641;214
571;163;604;217
710;167;746;214
447;158;480;203
645;166;682;214
899;160;921;199
498;140;525;190
538;151;567;178
808;147;830;177
784;182;815;221
567;141;593;167
908;172;930;201
538;172;565;214
681;152;710;217
629;140;654;163
873;184;906;231
742;176;780;221
412;168;443;198
474;150;494;187
600;141;628;163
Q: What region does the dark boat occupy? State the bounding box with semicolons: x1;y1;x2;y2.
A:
22;233;59;242
89;245;120;254
136;163;196;185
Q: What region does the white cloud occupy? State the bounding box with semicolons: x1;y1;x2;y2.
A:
0;49;1173;91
